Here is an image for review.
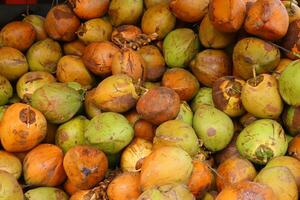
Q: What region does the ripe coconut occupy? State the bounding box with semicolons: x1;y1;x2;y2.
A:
137;45;166;81
140;146;193;190
55;115;89;153
27;38;62;73
138;184;195;200
23;144;66;187
199;14;235;49
236;119;288;164
279;60;300;106
163;28;200;68
0;103;47;152
44;4;80;42
255;166;298;200
23;15;47;41
25;187;68;200
170;0;209;23
93;74;139;113
0;47;28;81
82;41;120;76
153;120;200;157
120;138;152;172
136;87;180;125
0;170;24;200
85;112;134;154
141;4;176;39
241;74;283;119
209;0;246;33
77;18;112;44
31;82;83;124
193;105;234;152
162;68;199;101
244;0;289;40
212;76;245;117
0;151;22;179
108;0;143;26
0;75;13;106
191;87;214;112
175;101;193;125
69;0;109;20
63;39;86;57
288;134;300;160
16;71;56;101
190;49;231;87
0;21;36;51
63;145;108;190
56;55;95;89
233;37;280;80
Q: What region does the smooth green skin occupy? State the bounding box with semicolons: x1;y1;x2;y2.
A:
26;38;62;73
138;184;195;200
24;187;68;200
163;28;200;68
283;105;300;136
0;75;13;106
0;170;24;200
255;166;298;200
85;112;134;154
233;37;280;80
193;105;234;152
154;120;200;157
191;87;214;112
279;60;300;106
16;71;56;100
31;83;83;124
175;101;193;125
0;106;8;121
108;0;143;26
236;119;288;165
55;115;89;153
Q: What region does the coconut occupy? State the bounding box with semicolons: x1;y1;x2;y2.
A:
190;49;231;87
236;119;288;164
283;105;300;135
140;146;193;190
23;15;47;41
191;87;214;112
27;38;62;73
77;18;112;44
0;170;24;200
0;75;13;106
55;115;89;153
69;0;109;20
272;58;293;79
108;0;143;26
282;1;300;23
0;151;22;179
282;19;300;59
141;4;176;39
0;47;28;81
288;134;300;160
233;37;280;80
31;82;83;124
163;28;200;68
25;187;68;200
175;101;193;125
83;89;101;119
63;40;86;57
193;105;234;152
85;112;134;154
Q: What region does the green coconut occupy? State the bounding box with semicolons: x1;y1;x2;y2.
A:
193;105;234;152
233;37;280;80
16;71;56;101
31;82;83;124
163;28;200;68
138;184;195;200
108;0;143;26
236;119;288;165
279;60;300;106
191;87;214;112
55;115;89;153
0;170;24;200
255;166;298;200
26;38;62;73
175;101;193;125
283;105;300;135
153;120;200;156
85;112;134;154
24;187;68;200
0;75;13;106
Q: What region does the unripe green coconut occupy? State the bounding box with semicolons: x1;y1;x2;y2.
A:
24;187;68;200
175;101;193;125
191;87;214;112
0;75;13;106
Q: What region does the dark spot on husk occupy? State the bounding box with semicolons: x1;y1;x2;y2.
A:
247;75;264;87
81;167;91;177
135;157;145;170
59;131;69;142
207;128;216;137
266;104;278;113
19;107;36;124
53;8;74;20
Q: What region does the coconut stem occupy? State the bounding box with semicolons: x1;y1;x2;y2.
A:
252;66;257;86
